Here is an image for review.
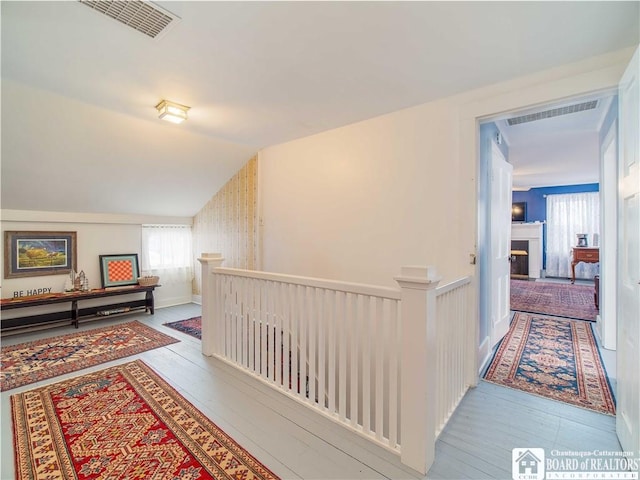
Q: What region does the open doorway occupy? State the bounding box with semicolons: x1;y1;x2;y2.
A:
477;92;619;415
479;95;617;420
478;92;617;365
468;46;639;460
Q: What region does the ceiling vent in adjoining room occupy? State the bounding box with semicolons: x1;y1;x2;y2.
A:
78;0;180;39
507;100;598;126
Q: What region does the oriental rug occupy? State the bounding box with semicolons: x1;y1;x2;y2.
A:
11;360;280;480
510;279;598;321
164;316;202;339
483;312;615;415
1;321;178;391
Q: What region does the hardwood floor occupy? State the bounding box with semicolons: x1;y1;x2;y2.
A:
1;303;622;479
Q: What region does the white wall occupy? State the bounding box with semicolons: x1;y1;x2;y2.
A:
260;98;469;288
1;210;193;318
259;48;634;290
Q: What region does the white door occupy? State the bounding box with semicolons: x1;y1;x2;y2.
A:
490;141;513;347
616;46;640;455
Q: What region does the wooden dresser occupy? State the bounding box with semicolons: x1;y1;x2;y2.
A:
571;247;599;283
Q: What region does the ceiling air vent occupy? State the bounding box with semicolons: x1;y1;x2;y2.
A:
78;0;179;39
507;100;598;126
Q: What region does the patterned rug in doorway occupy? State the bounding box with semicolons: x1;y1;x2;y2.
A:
1;321;178;391
164;316;202;339
483;312;615;415
11;360;280;480
510;279;598;321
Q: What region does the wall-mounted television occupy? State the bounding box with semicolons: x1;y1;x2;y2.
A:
512;202;526;222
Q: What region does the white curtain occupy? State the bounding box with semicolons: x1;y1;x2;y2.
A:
141;225;193;284
546;192;600;279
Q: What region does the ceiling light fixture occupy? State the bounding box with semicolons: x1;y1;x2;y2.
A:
155;100;190;124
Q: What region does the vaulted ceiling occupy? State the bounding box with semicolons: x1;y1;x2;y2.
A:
2;1;638;216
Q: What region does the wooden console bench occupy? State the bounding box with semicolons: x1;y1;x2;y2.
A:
1;285;158;332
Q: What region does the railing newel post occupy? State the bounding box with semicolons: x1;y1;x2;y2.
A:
198;253;225;357
395;265;441;475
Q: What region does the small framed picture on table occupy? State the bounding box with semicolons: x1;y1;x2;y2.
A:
99;254;140;288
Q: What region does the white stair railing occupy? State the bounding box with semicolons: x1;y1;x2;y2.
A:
198;255;473;475
434;276;474;436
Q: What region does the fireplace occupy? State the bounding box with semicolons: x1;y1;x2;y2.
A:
511;222;543;279
511;240;529;278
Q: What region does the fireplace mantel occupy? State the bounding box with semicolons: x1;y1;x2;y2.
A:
511;223;543;279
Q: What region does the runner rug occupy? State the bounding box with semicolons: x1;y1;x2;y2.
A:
11;360;280;479
164;316;202;339
483;312;615;415
511;279;598;321
1;321;178;391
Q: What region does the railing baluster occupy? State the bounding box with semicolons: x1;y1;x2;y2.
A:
362;295;371;434
291;283;299;395
274;278;283;387
283;283;291;392
349;293;359;427
227;277;232;361
327;289;336;412
337;291;347;421
241;276;248;368
266;280;274;383
317;287;326;409
299;284;307;399
248;278;256;372
388;299;399;449
235;277;241;365
260;281;268;378
375;297;384;442
308;287;317;404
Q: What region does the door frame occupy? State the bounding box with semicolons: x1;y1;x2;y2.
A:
599;118;618;350
615;45;639;456
463;51;631;374
479;89;618;351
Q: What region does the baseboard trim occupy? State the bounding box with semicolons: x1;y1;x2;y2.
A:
155;296;193;309
478;336;492;374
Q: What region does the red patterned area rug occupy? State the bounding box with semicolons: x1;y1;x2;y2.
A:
164;316;202;339
483;312;615;415
511;279;598;321
11;360;280;480
1;321;178;391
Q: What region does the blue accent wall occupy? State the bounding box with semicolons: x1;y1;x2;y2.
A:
512;183;599;268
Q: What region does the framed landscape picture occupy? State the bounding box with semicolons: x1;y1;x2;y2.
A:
99;254;140;288
4;231;77;279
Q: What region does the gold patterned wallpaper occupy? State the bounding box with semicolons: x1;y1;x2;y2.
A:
192;156;258;295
